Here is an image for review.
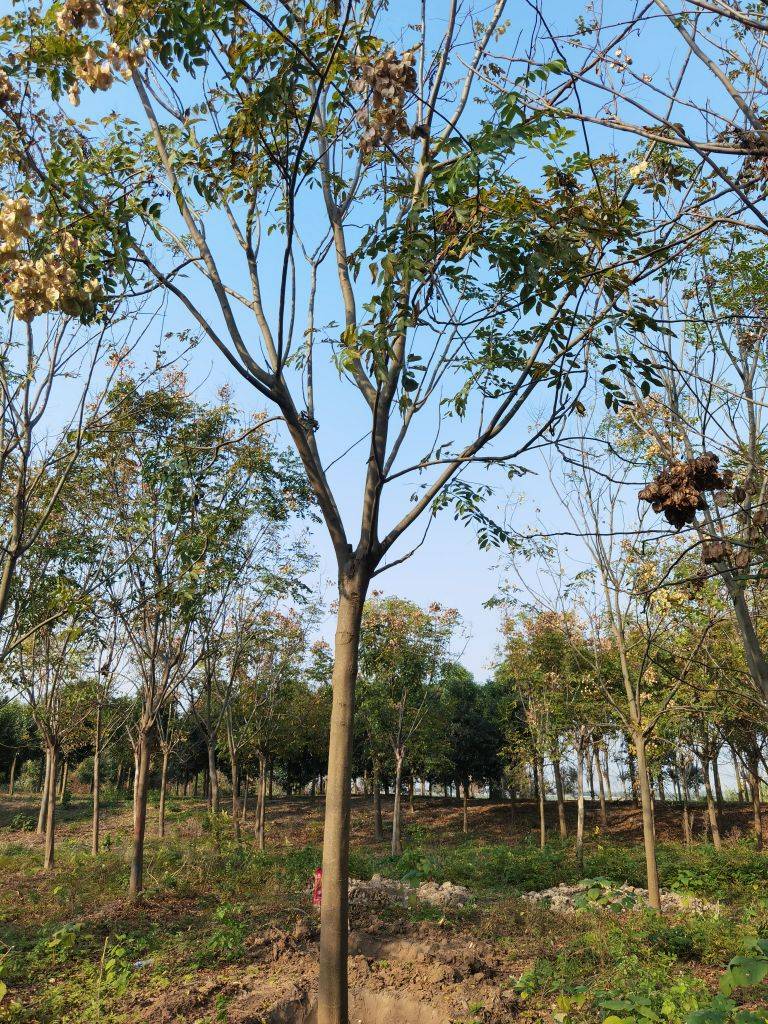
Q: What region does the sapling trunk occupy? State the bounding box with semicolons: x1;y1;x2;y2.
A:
462;778;469;834
256;754;267;851
712;756;724;812
750;766;763;850
602;747;613;802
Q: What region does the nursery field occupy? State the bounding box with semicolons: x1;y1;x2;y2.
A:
1;794;767;1024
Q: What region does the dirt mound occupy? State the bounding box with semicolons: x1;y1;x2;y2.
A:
522;879;716;914
347;875;470;911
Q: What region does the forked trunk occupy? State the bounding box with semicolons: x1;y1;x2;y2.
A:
317;569;367;1024
129;731;152;898
553;759;567;837
634;731;661;910
391;751;404;855
43;744;58;870
372;760;383;841
158;746;170;839
92;706;101;856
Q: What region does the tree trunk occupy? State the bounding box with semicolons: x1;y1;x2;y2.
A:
634;731;661;910
58;759;68;801
536;757;546;849
408;775;415;815
241;776;249;822
508;784;516;830
92;705;101;856
372;760;383;841
256;753;267;851
587;745;596;802
712;755;724;813
591;749;607;826
230;759;241;839
553;759;567;838
43;744;58;870
602;746;613;802
680;758;692;845
206;738;219;814
158;746;170;839
129;731;152;898
731;746;745;802
750;760;763;850
576;742;585;874
391;751;404;855
317;571;367;1024
462;777;469;834
268;764;273;799
702;755;721;850
37;749;51;834
7;751;17;796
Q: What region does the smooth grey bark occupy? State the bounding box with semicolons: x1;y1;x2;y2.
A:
158;746;170;838
206;739;219;814
43;744;58;870
593;747;608;827
391;751;404;854
634;731;661;910
37;750;50;834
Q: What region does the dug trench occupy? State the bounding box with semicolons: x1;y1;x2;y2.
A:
131;911;516;1024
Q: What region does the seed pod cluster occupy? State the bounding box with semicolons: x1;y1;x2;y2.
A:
0;197;101;321
0;70;19;107
69;38;151;104
351;48;417;158
638;452;730;529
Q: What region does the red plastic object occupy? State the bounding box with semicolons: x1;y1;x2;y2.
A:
311;867;322;906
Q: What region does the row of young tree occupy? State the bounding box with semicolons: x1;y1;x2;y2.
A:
0;1;767;1020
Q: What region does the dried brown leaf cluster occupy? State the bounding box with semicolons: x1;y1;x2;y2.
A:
351;48;417;158
638;452;730;530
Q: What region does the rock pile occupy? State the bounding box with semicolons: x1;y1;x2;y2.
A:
347;875;471;911
522;880;715;914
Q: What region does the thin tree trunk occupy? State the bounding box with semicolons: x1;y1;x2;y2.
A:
593;747;608;826
7;751;17;796
58;759;68;801
553;759;567;837
602;746;613;802
158;746;170;839
712;755;724;813
576;741;585;874
206;738;219;814
268;764;273;799
536;757;546;849
750;761;763;850
92;705;101;856
657;772;667;803
731;745;745;802
508;784;516;830
372;760;383;841
37;749;50;834
391;752;404;854
241;775;248;822
680;758;692;845
230;759;241;839
256;753;267;851
408;775;415;814
43;744;58;870
702;755;721;850
129;731;152;898
587;744;596;802
462;777;469;834
317;574;367;1024
634;731;661;910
